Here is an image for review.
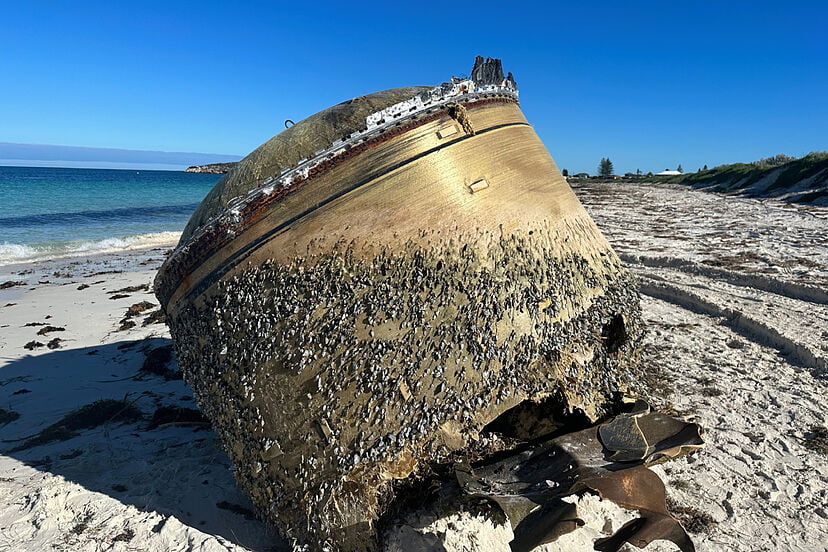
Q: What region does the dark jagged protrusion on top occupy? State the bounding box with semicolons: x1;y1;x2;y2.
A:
471;55;505;85
506;71;517;89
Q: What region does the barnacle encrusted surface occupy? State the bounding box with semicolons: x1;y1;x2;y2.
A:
168;225;642;549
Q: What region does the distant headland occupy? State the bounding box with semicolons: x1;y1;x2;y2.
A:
184;162;238;174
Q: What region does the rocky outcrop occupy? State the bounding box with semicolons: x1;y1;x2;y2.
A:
184;162;238;174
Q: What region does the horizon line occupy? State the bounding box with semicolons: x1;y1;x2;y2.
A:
0;140;242;157
0;160;225;172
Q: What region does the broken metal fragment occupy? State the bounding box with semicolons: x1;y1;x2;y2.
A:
588;467;694;552
599;405;704;464
456;406;703;551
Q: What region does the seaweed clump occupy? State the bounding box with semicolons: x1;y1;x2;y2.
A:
667;498;717;534
147;405;209;429
140;345;181;380
10;399;142;452
0;408;21;425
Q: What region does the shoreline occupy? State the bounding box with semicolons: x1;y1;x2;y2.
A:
0;231;182;271
0;235;179;286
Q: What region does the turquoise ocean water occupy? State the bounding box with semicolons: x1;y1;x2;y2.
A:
0;166;221;265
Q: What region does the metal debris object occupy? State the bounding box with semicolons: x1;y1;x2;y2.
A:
155;57;647;550
455;404;704;551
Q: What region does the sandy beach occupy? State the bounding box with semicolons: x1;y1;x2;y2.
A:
0;240;282;551
574;182;828;551
1;182;826;551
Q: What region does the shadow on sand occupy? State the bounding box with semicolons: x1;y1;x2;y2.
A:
0;338;287;551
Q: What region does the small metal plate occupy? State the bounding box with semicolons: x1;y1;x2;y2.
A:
469;178;490;193
437;125;459;139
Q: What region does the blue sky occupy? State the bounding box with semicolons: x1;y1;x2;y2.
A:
0;1;825;174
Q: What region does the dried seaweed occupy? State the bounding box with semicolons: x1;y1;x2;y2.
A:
147;406;208;429
36;325;65;336
140;345;180;380
10;399;143;452
0;408;21;425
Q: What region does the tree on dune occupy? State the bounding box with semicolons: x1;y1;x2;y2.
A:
598;158;614;178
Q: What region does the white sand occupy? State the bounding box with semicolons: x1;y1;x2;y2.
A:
0;244;281;551
574;182;827;550
1;183;827;551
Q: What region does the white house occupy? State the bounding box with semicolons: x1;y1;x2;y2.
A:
655;169;682;176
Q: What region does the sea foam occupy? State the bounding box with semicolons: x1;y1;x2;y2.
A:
0;242;39;265
0;231;181;266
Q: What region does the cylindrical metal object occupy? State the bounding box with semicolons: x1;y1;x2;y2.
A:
156;75;642;550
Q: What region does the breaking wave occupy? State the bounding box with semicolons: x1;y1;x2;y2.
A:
0;231;181;266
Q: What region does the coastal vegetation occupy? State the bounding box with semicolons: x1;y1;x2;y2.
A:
573;152;827;205
598;157;614;177
662;151;828;205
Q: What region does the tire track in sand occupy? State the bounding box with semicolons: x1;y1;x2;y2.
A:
634;269;827;376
